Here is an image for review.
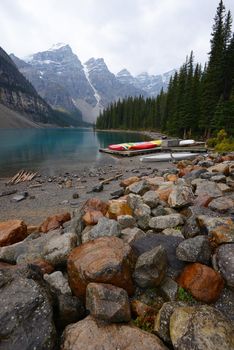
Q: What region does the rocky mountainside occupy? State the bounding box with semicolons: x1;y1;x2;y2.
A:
0;46;85;127
0;46;54;125
116;69;176;97
11;44;175;123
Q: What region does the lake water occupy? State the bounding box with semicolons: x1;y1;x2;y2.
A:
0;128;148;177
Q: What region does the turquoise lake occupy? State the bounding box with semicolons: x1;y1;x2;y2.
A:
0;128;147;177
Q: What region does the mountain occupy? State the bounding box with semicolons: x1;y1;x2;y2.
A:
116;69;176;97
11;43;175;123
0;46;58;127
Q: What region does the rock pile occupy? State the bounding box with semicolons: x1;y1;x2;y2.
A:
0;153;233;349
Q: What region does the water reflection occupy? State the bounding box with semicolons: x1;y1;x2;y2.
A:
0;128;146;176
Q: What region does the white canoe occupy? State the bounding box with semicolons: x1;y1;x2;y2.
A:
179;139;195;146
140;152;200;162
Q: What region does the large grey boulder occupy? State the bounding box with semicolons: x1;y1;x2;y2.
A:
0;230;77;266
61;315;168;350
127;180;150;196
131;234;186;278
0;265;56;350
133;245;167;288
142;190;159;208
176;235;211;264
81;217;121;243
149;214;184;231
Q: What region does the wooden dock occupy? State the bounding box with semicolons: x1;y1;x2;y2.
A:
99;146;207;157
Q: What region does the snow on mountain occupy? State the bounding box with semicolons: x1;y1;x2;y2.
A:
11;43;176;122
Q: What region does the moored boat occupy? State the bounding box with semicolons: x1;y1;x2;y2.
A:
108;140;162;151
140;152;200;162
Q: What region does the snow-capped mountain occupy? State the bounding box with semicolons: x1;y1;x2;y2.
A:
116;69;176;97
11;43;175;123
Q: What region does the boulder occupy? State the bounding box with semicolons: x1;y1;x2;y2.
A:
117;215;136;229
127;180;150;196
208;196;234;213
207;162;230;175
55;294;85;330
194;179;223;198
83;197;108;215
0;230;77;266
142;190;159;208
159;277;179;302
86;283;131;322
28;259;54;275
133;245;167;288
134;204;151;230
82;210;104;226
61;316;168;350
149;214;184;231
154;301;186;343
131;300;157;319
0;220;27;247
156;182;174;202
121;227;146;244
67;236;136;298
120;176;140;188
131;235;185;279
107;199;132;219
145;176;165;189
196;215;234;244
170;305;234;350
212;244;234;290
176;235;211;264
211;174;227;183
162;228;184;238
40;212;71;233
81;217;121;243
168;182;194;208
44;271;72;295
177;263;224;303
0;266;56;349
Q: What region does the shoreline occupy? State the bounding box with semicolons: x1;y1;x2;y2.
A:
96;128;168;140
0;156;175;225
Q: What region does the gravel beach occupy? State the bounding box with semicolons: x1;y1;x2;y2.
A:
0;154;175;225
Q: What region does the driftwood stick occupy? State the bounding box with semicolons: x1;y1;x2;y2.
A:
100;173;123;185
0;189;17;197
7;170;23;185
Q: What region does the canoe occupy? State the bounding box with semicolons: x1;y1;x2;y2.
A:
179;139;195;146
108;140;162;151
140;152;200;162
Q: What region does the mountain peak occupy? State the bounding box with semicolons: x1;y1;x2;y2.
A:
48;43;69;51
116;69;132;77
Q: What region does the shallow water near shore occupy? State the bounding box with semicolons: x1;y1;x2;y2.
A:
0;128;149;177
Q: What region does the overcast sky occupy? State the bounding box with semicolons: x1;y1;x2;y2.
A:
1;0;233;76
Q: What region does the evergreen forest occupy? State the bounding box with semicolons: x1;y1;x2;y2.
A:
96;1;234;139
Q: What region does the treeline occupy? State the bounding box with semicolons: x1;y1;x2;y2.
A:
96;1;234;138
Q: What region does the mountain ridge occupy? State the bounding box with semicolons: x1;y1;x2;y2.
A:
11;43;176;123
